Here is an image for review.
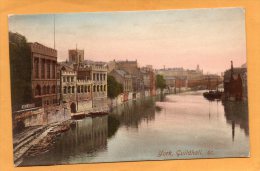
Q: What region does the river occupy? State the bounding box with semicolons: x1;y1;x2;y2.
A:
21;90;249;166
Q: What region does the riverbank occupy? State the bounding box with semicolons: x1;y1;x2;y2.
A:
13;120;75;166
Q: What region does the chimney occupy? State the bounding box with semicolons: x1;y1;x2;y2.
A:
231;60;234;74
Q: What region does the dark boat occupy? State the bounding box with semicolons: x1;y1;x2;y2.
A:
203;74;223;100
203;90;223;100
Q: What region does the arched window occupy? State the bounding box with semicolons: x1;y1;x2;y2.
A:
68;86;71;93
52;85;56;93
72;86;75;93
52;61;56;79
85;85;87;92
97;73;99;81
100;85;103;91
93;85;96;92
104;85;106;91
81;85;84;93
47;60;51;79
47;85;50;94
35;85;41;96
93;73;96;81
88;86;90;92
97;85;100;92
34;58;39;79
63;86;67;94
43;86;46;95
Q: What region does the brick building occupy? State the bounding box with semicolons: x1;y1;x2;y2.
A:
109;60;144;93
224;61;247;101
29;42;59;107
109;69;133;101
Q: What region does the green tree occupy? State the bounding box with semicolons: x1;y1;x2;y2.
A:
107;75;123;99
9;32;32;111
156;74;166;90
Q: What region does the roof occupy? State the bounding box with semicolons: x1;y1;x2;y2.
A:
112;69;131;78
224;68;247;82
58;61;74;71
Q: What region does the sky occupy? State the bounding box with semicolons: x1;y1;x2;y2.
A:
8;8;246;74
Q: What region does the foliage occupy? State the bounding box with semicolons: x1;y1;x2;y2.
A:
107;75;123;99
156;74;166;90
9;32;32;111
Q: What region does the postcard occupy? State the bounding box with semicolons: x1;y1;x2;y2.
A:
8;7;249;166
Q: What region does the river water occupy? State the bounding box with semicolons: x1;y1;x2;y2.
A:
21;91;249;166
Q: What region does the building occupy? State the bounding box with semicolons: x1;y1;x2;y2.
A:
224;61;247;101
90;64;108;108
110;69;132;93
141;66;156;96
65;50;108;109
69;49;84;64
9;32;72;128
29;42;59;107
109;69;133;101
114;60;144;93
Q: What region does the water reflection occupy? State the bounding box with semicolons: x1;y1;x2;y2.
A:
22;116;108;166
222;100;249;138
21;91;249;166
109;97;157;129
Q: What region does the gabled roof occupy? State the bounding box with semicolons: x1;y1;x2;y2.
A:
224;68;247;82
112;69;131;78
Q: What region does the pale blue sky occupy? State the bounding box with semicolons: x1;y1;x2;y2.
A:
8;8;246;74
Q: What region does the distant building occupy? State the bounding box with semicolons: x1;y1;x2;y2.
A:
224;61;247;101
109;69;133;93
141;66;156;96
115;60;144;92
156;65;203;81
68;49;84;64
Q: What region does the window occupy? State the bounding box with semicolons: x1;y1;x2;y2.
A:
43;86;46;95
88;86;90;92
47;85;50;94
52;61;56;79
35;85;41;96
41;59;45;79
63;77;66;82
63;86;67;94
47;60;51;79
77;86;80;93
71;77;74;82
97;85;99;92
72;86;75;93
68;86;71;93
34;58;39;78
52;85;56;93
67;77;70;82
104;85;106;91
93;73;96;80
100;85;103;91
81;86;84;93
85;86;87;92
93;85;96;92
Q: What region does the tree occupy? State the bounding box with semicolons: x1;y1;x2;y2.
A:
9;32;32;111
156;74;166;90
107;75;123;99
